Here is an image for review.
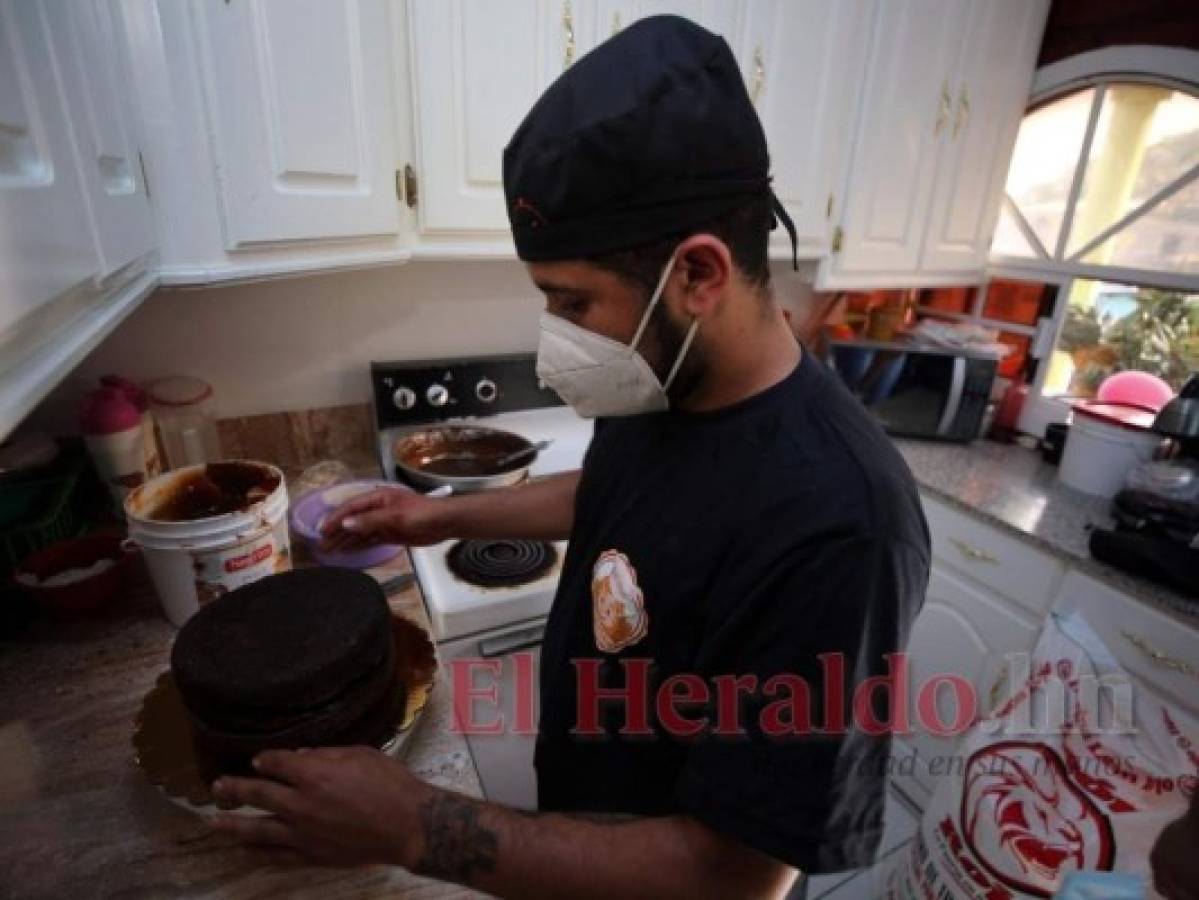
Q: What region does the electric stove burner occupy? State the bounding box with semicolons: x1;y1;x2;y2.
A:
446;540;557;588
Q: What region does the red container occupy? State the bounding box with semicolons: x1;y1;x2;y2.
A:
13;534;133;617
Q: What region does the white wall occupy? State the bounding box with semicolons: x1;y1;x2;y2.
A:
31;260;815;431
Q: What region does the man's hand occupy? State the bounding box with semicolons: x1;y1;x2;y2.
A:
320;487;451;552
212;746;795;898
212;747;431;869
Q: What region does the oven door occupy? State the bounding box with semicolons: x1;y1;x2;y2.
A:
439;620;544;810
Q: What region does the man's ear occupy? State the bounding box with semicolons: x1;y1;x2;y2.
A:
672;235;731;319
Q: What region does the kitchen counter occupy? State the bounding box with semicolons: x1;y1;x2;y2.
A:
0;543;488;900
894;437;1199;624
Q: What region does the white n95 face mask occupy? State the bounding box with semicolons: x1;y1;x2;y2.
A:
535;253;699;418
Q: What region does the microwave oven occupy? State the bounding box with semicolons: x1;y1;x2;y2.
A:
826;339;999;442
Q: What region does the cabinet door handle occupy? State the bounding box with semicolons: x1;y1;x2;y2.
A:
950;538;999;564
953;86;970;139
750;46;765;104
1122;631;1199;680
562;1;576;68
934;79;952;137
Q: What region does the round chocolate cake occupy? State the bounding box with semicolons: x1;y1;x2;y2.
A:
171;568;402;772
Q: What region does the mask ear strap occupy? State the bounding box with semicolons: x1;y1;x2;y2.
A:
662;318;699;391
629;250;678;352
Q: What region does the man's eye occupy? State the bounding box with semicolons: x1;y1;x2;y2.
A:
554;296;588;318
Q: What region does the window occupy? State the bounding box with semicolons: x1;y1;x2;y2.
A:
994;83;1199;272
1044;280;1198;398
987;59;1199;435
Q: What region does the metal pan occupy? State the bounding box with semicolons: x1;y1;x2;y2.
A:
392;426;534;492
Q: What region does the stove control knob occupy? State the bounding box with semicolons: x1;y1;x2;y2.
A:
475;378;498;403
392;386;417;411
426;384;451;407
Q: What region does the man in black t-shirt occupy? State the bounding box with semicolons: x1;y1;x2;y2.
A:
213;16;929;899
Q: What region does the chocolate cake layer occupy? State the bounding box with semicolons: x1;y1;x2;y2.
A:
192;669;405;771
172;568;393;718
171;568;403;771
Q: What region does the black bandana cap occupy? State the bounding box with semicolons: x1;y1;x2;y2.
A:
503;15;799;271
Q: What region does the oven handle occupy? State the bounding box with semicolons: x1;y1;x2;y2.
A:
478;622;545;658
936;356;968;437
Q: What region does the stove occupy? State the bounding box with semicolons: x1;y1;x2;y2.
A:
371;355;592;642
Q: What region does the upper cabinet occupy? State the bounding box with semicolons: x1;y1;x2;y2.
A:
407;0;579;240
0;0;157;441
10;0;1052;289
818;0;1049;289
0;0;99;335
406;0;870;257
43;0;156;279
919;0;1049;274
123;0;412;283
191;0;402;247
736;0;872;259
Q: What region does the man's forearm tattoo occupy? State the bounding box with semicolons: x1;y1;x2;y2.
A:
415;792;498;883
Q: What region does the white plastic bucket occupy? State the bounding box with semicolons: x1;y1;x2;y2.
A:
123;462;291;627
1059;414;1161;498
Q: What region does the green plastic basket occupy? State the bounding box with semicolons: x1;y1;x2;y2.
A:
0;452;89;577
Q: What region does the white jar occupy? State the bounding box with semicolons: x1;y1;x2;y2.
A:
146;376;222;470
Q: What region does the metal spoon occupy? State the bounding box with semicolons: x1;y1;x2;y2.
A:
493;439;552;470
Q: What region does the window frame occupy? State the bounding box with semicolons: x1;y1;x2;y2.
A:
984;45;1199;437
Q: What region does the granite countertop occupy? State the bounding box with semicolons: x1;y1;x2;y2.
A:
893;437;1198;625
0;541;487;899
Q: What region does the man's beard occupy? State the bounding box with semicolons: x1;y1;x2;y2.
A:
646;299;705;406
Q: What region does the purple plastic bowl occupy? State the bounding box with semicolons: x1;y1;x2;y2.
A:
289;480;404;569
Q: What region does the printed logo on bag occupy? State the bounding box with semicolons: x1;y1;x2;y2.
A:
591;550;649;653
962;741;1114;896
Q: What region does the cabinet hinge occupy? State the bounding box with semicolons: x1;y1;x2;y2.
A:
400;164;418;208
831;225;843;254
137;150;151;199
825;193;833;219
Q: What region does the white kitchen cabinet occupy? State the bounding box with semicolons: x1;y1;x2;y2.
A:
819;0;1048;289
407;0;868;259
407;0;576;239
0;0;100;336
190;0;402;247
43;0;156;279
895;562;1041;805
821;0;970;280
919;0;1048;273
0;0;157;441
1051;571;1198;717
408;0;744;243
736;0;872;259
921;493;1065;617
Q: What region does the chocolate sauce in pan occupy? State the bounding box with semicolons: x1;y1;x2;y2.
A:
149;462;280;522
397;428;530;478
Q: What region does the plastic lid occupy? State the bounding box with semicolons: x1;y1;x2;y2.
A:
1072;399;1156;432
79;387;141;435
146;375;213;408
100;374;149;412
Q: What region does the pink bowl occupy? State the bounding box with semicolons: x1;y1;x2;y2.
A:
1096;371;1174;413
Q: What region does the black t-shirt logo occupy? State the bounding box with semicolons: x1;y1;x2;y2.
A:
592;549;649;652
